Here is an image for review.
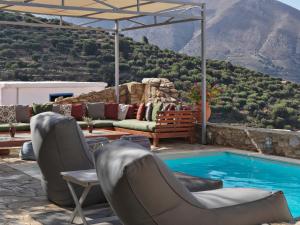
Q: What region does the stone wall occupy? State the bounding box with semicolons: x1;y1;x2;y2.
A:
206;123;300;159
55;78;179;104
142;78;179;103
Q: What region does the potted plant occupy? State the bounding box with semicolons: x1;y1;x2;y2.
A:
9;122;16;138
83;117;94;133
188;82;222;123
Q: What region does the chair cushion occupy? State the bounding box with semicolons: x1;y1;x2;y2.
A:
105;103;118;120
15;105;31;123
152;102;162;121
59;104;72;116
52;104;61;114
193;188;273;209
118;104;129;120
93;120;116;128
126;104;137;119
113;119;156;132
32;103;53;115
0;123;30;132
71;103;86;121
145;102;153;121
86;102;105;120
0;105;17;123
136;103;146;121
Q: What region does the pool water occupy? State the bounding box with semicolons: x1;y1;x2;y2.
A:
164;152;300;218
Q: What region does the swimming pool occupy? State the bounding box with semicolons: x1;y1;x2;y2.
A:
164;151;300;218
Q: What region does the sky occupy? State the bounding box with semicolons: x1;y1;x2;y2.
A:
278;0;300;10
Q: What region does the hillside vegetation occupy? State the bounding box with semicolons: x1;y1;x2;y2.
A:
1;12;300;130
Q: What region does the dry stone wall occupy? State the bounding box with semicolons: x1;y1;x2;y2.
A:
206;123;300;159
55;78;179;105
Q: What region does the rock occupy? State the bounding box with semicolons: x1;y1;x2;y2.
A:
56;78;178;105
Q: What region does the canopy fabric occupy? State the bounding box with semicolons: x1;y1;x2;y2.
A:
0;0;200;20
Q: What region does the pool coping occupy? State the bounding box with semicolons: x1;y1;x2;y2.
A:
157;148;300;166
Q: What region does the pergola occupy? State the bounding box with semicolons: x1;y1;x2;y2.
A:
0;0;207;144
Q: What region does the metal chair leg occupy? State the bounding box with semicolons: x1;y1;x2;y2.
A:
67;182;91;225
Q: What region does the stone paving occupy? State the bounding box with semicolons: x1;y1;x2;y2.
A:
1;144;299;225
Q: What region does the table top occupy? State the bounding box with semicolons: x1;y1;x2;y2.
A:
61;169;99;187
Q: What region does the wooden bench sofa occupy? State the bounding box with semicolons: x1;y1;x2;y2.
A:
114;110;196;147
0;110;196;147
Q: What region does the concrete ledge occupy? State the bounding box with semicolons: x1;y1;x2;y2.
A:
205;123;300;159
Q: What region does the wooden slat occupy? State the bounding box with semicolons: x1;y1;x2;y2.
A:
155;127;193;133
157;119;194;123
157;116;194;119
156;124;194;129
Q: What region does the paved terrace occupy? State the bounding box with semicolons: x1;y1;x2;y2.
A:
0;141;299;225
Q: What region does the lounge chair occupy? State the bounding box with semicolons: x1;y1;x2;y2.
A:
31;112;106;206
94;140;293;225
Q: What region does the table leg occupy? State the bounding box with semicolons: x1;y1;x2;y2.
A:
67;182;91;225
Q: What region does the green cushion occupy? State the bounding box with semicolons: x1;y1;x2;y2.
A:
77;120;116;129
113;119;156;132
77;121;88;129
93;120;116;128
152;102;162;121
0;123;30;132
32;103;53;115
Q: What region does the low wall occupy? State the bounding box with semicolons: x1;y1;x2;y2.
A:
56;78;179;104
206;123;300;159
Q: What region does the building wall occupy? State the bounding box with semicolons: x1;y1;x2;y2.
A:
0;82;107;105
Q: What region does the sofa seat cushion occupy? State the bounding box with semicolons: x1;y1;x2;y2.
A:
77;121;88;129
193;188;273;209
77;120;116;129
93;120;116;128
113;119;156;132
0;123;30;132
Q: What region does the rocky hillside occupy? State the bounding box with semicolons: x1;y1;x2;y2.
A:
125;0;300;83
2;12;300;130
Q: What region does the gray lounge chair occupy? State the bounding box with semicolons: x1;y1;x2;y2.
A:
31;112;106;206
95;140;293;225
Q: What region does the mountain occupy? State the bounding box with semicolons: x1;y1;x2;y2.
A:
124;0;300;82
1;12;300;130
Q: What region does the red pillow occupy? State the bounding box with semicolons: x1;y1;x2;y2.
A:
126;104;137;119
71;103;86;121
105;103;119;120
136;103;146;121
168;104;176;111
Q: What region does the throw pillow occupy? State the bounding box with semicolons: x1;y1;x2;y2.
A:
59;104;72;117
15;105;31;123
32;103;53;115
126;104;137;119
71;103;86;121
0;105;17;123
105;103;118;120
176;104;183;111
52;104;61;114
162;103;170;111
118;104;129;120
152;102;163;121
136;103;146;121
86;102;105;120
145;102;153;121
168;104;176;111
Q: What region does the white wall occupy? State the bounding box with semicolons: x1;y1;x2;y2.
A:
0;82;107;105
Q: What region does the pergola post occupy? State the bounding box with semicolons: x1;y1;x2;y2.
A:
114;20;120;103
201;3;207;144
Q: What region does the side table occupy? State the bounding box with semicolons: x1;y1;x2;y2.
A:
61;169;99;225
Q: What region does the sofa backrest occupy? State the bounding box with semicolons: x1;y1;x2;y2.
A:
30;112;105;206
95;140;203;225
